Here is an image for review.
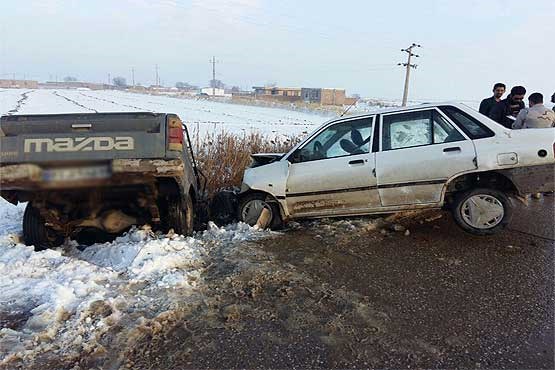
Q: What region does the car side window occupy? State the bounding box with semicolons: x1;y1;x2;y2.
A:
382;110;464;150
440;105;495;139
291;117;373;163
433;111;465;143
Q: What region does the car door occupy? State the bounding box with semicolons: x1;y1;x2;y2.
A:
285;116;379;217
376;108;477;206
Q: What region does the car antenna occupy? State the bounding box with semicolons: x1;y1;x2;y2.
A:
340;97;360;117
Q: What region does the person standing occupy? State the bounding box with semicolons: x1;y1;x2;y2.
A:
551;93;555;112
489;86;526;129
479;83;506;116
513;93;555;129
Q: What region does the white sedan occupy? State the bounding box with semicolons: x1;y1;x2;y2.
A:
238;103;555;235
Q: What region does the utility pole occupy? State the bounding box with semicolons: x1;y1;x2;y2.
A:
398;43;421;106
209;56;220;96
155;64;159;86
131;67;135;87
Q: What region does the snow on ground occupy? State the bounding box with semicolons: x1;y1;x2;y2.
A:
0;194;271;363
1;89;327;138
0;89;326;362
0;89;34;115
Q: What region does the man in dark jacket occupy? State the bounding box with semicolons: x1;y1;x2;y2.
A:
489;86;526;128
552;93;555;112
479;83;505;116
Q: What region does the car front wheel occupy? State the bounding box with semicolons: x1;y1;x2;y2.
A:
451;188;513;235
238;193;283;230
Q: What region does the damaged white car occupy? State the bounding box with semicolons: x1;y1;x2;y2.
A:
237;103;555;235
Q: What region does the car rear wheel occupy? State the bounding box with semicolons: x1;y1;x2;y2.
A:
238;193;283;230
23;203;64;251
451;188;512;235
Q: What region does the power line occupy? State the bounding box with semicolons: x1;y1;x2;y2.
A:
398;43;421;106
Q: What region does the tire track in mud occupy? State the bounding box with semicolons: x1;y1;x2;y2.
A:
79;92;153;112
6;90;33;115
53;91;98;113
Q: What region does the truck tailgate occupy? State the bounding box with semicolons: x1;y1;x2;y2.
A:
0;112;167;163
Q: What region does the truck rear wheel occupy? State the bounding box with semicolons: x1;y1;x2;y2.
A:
23;204;64;251
451;188;513;235
165;196;194;236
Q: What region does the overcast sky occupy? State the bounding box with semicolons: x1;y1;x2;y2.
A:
1;0;553;101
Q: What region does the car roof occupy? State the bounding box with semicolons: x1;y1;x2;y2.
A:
339;101;469;120
307;102;473;131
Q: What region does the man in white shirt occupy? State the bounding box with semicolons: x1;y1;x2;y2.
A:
513;92;555;129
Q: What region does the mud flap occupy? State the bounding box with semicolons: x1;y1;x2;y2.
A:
255;208;271;229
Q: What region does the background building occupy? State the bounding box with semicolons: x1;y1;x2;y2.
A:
0;79;39;88
251;86;355;106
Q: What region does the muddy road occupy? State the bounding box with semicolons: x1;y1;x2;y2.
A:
123;197;554;370
4;197;554;369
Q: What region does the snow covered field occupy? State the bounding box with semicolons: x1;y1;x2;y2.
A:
0;89;328;138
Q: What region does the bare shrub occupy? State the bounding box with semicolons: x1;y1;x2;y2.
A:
192;130;301;198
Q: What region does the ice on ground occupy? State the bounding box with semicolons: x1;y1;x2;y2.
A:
67;222;262;285
0;193;270;363
0;198;26;242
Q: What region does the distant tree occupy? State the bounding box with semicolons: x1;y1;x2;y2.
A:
64;76;77;82
209;79;224;89
351;93;361;99
231;86;240;92
112;76;127;87
264;81;277;88
176;81;198;90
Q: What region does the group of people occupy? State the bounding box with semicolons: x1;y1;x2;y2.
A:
479;83;555;129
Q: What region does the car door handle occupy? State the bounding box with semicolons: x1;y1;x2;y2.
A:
443;147;461;153
349;159;365;165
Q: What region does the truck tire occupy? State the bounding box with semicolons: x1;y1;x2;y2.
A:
23;204;64;251
238;192;283;230
166;196;194;236
451;188;513;235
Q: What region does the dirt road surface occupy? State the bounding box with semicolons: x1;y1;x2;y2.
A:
4;197;554;369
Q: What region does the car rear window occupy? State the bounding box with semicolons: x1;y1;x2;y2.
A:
440;106;494;139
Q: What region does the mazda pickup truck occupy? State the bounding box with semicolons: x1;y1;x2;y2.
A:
237;103;554;235
0;112;202;249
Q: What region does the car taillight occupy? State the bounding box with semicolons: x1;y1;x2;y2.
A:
168;118;183;152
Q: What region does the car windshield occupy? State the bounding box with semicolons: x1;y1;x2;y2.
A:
292;117;373;162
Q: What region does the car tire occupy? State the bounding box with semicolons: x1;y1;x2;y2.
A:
451;188;513;235
23;203;64;251
238;192;283;230
165;195;194;236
